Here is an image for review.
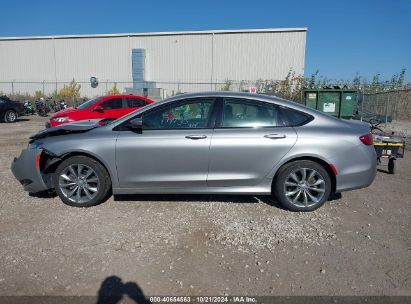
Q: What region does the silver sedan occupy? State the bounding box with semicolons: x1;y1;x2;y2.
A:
11;92;377;211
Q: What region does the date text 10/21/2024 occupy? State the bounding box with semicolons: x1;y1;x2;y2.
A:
149;296;257;303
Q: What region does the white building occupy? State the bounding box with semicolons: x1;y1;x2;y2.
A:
0;28;306;98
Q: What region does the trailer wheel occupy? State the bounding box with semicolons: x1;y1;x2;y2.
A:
388;158;395;174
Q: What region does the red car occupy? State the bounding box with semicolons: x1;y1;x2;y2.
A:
48;94;153;128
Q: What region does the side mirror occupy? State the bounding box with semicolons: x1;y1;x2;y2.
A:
92;105;104;113
128;117;143;133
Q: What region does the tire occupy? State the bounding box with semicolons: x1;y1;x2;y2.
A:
273;160;331;212
388;158;395;174
4;110;17;123
53;156;111;207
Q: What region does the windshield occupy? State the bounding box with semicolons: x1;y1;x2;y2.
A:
76;97;103;110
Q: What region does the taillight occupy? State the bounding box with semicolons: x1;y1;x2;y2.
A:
359;133;373;145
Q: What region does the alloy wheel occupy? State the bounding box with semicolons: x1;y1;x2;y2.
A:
58;164;100;204
283;167;326;208
6;111;17;122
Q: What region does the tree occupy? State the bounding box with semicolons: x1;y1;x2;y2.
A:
34;90;43;100
107;83;120;95
389;73;398;90
397;68;406;89
370;73;382;93
308;70;319;89
352;72;361;89
221;79;233;91
58;79;81;100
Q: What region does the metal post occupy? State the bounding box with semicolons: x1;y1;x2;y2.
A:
385;94;389;126
42;81;45;97
210;33;215;91
394;91;399;121
361;92;364;121
11;81;14;95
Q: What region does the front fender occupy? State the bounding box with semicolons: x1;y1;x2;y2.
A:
41;131;120;188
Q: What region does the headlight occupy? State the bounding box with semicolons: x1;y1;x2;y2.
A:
52;116;69;123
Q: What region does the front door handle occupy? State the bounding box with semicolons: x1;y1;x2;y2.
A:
185;135;207;140
264;134;287;139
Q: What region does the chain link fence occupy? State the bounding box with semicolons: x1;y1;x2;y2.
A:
0;79;292;101
361;89;411;122
1;80;410;123
0;80;251;101
1;80;284;110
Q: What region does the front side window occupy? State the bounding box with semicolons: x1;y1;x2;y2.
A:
143;98;216;130
76;97;103;110
100;98;124;110
222;98;281;128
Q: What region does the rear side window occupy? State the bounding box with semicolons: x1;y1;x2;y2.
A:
128;98;148;108
280;106;312;126
222;98;282;128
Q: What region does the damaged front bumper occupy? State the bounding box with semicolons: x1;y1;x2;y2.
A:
11;148;52;193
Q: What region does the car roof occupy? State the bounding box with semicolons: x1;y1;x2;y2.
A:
108;91;341;128
103;94;154;102
105;94;137;97
162;91;321;114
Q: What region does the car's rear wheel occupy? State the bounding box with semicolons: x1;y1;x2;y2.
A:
4;110;17;123
53;156;111;207
274;160;331;212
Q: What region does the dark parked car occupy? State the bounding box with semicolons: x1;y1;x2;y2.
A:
0;96;25;123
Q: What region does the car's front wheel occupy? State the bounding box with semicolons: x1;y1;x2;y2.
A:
274;160;331;212
53;156;111;207
4;110;17;123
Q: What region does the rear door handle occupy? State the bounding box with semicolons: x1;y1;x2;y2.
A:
185;135;207;140
264;134;287;139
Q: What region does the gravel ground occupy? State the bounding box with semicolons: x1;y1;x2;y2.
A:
0;116;410;297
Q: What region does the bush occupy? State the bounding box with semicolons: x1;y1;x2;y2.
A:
107;83;120;95
57;79;81;100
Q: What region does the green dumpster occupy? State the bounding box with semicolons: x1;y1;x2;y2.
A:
303;89;357;119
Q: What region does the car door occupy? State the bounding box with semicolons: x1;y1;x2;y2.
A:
115;97;217;189
0;99;5;116
207;97;297;187
95;97;126;119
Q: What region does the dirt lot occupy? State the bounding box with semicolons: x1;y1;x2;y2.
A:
0;115;410;297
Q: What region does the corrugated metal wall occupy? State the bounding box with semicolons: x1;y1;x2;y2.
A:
213;31;306;81
0;29;306;97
